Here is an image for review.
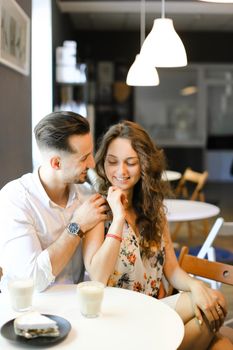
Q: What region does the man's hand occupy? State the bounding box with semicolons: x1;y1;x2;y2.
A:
72;193;108;233
190;280;227;333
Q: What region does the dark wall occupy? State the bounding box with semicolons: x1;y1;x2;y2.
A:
52;4;76;50
182;32;233;63
164;148;204;174
76;31;139;64
52;1;76;106
76;30;233;64
0;0;31;188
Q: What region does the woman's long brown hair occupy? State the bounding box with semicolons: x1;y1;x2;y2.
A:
95;120;170;256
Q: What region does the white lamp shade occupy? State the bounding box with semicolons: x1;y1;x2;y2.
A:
140;18;187;68
126;54;160;86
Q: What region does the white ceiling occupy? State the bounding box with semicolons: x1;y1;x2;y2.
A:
57;1;233;32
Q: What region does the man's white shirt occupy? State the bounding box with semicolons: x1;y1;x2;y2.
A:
0;169;93;292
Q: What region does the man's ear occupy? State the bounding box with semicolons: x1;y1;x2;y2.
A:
50;157;61;170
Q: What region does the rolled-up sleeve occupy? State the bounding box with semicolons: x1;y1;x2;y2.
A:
34;250;55;292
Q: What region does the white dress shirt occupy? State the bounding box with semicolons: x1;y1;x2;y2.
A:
0;169;91;292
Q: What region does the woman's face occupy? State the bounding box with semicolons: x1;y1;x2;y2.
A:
104;137;141;191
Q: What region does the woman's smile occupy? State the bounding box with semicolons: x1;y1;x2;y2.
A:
114;176;130;183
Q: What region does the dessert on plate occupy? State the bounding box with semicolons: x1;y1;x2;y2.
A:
14;311;60;339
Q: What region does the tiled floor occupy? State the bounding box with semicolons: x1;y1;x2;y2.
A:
169;180;233;323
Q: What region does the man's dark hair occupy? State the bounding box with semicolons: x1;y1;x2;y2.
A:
34;111;90;153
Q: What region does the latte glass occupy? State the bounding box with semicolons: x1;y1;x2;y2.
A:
77;281;104;318
8;278;34;312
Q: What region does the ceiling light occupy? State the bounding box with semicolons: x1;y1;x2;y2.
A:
126;54;160;86
126;0;159;86
140;0;187;67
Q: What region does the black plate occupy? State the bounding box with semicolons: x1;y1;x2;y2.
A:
0;314;71;347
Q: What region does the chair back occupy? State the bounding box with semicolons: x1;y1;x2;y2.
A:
175;167;208;201
178;246;233;286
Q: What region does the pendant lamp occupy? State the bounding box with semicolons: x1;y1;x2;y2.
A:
126;0;159;86
140;0;187;67
126;54;160;86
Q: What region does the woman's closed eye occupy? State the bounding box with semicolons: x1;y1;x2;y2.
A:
106;160;138;167
106;160;118;165
126;161;139;166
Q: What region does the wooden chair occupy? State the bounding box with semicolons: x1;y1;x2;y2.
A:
168;244;233;296
178;246;233;286
172;167;209;240
177;246;233;339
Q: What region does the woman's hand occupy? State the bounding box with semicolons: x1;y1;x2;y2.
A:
107;186;127;221
189;279;227;333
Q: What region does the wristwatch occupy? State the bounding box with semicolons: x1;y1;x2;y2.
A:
67;222;85;238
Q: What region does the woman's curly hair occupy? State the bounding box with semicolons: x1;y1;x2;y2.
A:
95;120;170;256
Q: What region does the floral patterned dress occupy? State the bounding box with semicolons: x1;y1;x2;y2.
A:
107;222;166;298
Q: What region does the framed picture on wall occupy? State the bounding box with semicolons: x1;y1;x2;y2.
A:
0;0;30;75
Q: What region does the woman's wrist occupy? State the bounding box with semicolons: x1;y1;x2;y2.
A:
112;216;125;226
105;233;122;242
189;277;205;292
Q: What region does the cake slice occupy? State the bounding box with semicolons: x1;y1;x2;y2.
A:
14;311;60;339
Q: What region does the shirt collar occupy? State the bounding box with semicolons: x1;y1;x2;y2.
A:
33;167;78;208
33;167;51;206
66;184;78;207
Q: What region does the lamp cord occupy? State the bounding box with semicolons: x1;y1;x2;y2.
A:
161;0;165;18
140;0;145;47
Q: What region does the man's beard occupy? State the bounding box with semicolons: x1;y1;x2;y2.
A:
74;172;87;184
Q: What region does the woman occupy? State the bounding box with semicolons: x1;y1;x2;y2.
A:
83;120;232;350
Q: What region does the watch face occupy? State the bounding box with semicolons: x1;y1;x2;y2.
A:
68;222;80;235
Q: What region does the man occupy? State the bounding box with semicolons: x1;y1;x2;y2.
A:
0;111;107;292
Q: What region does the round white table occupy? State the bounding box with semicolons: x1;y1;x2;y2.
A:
164;199;220;222
0;285;184;350
162;171;182;182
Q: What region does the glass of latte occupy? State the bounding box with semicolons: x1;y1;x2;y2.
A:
77;281;105;318
8;278;34;312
